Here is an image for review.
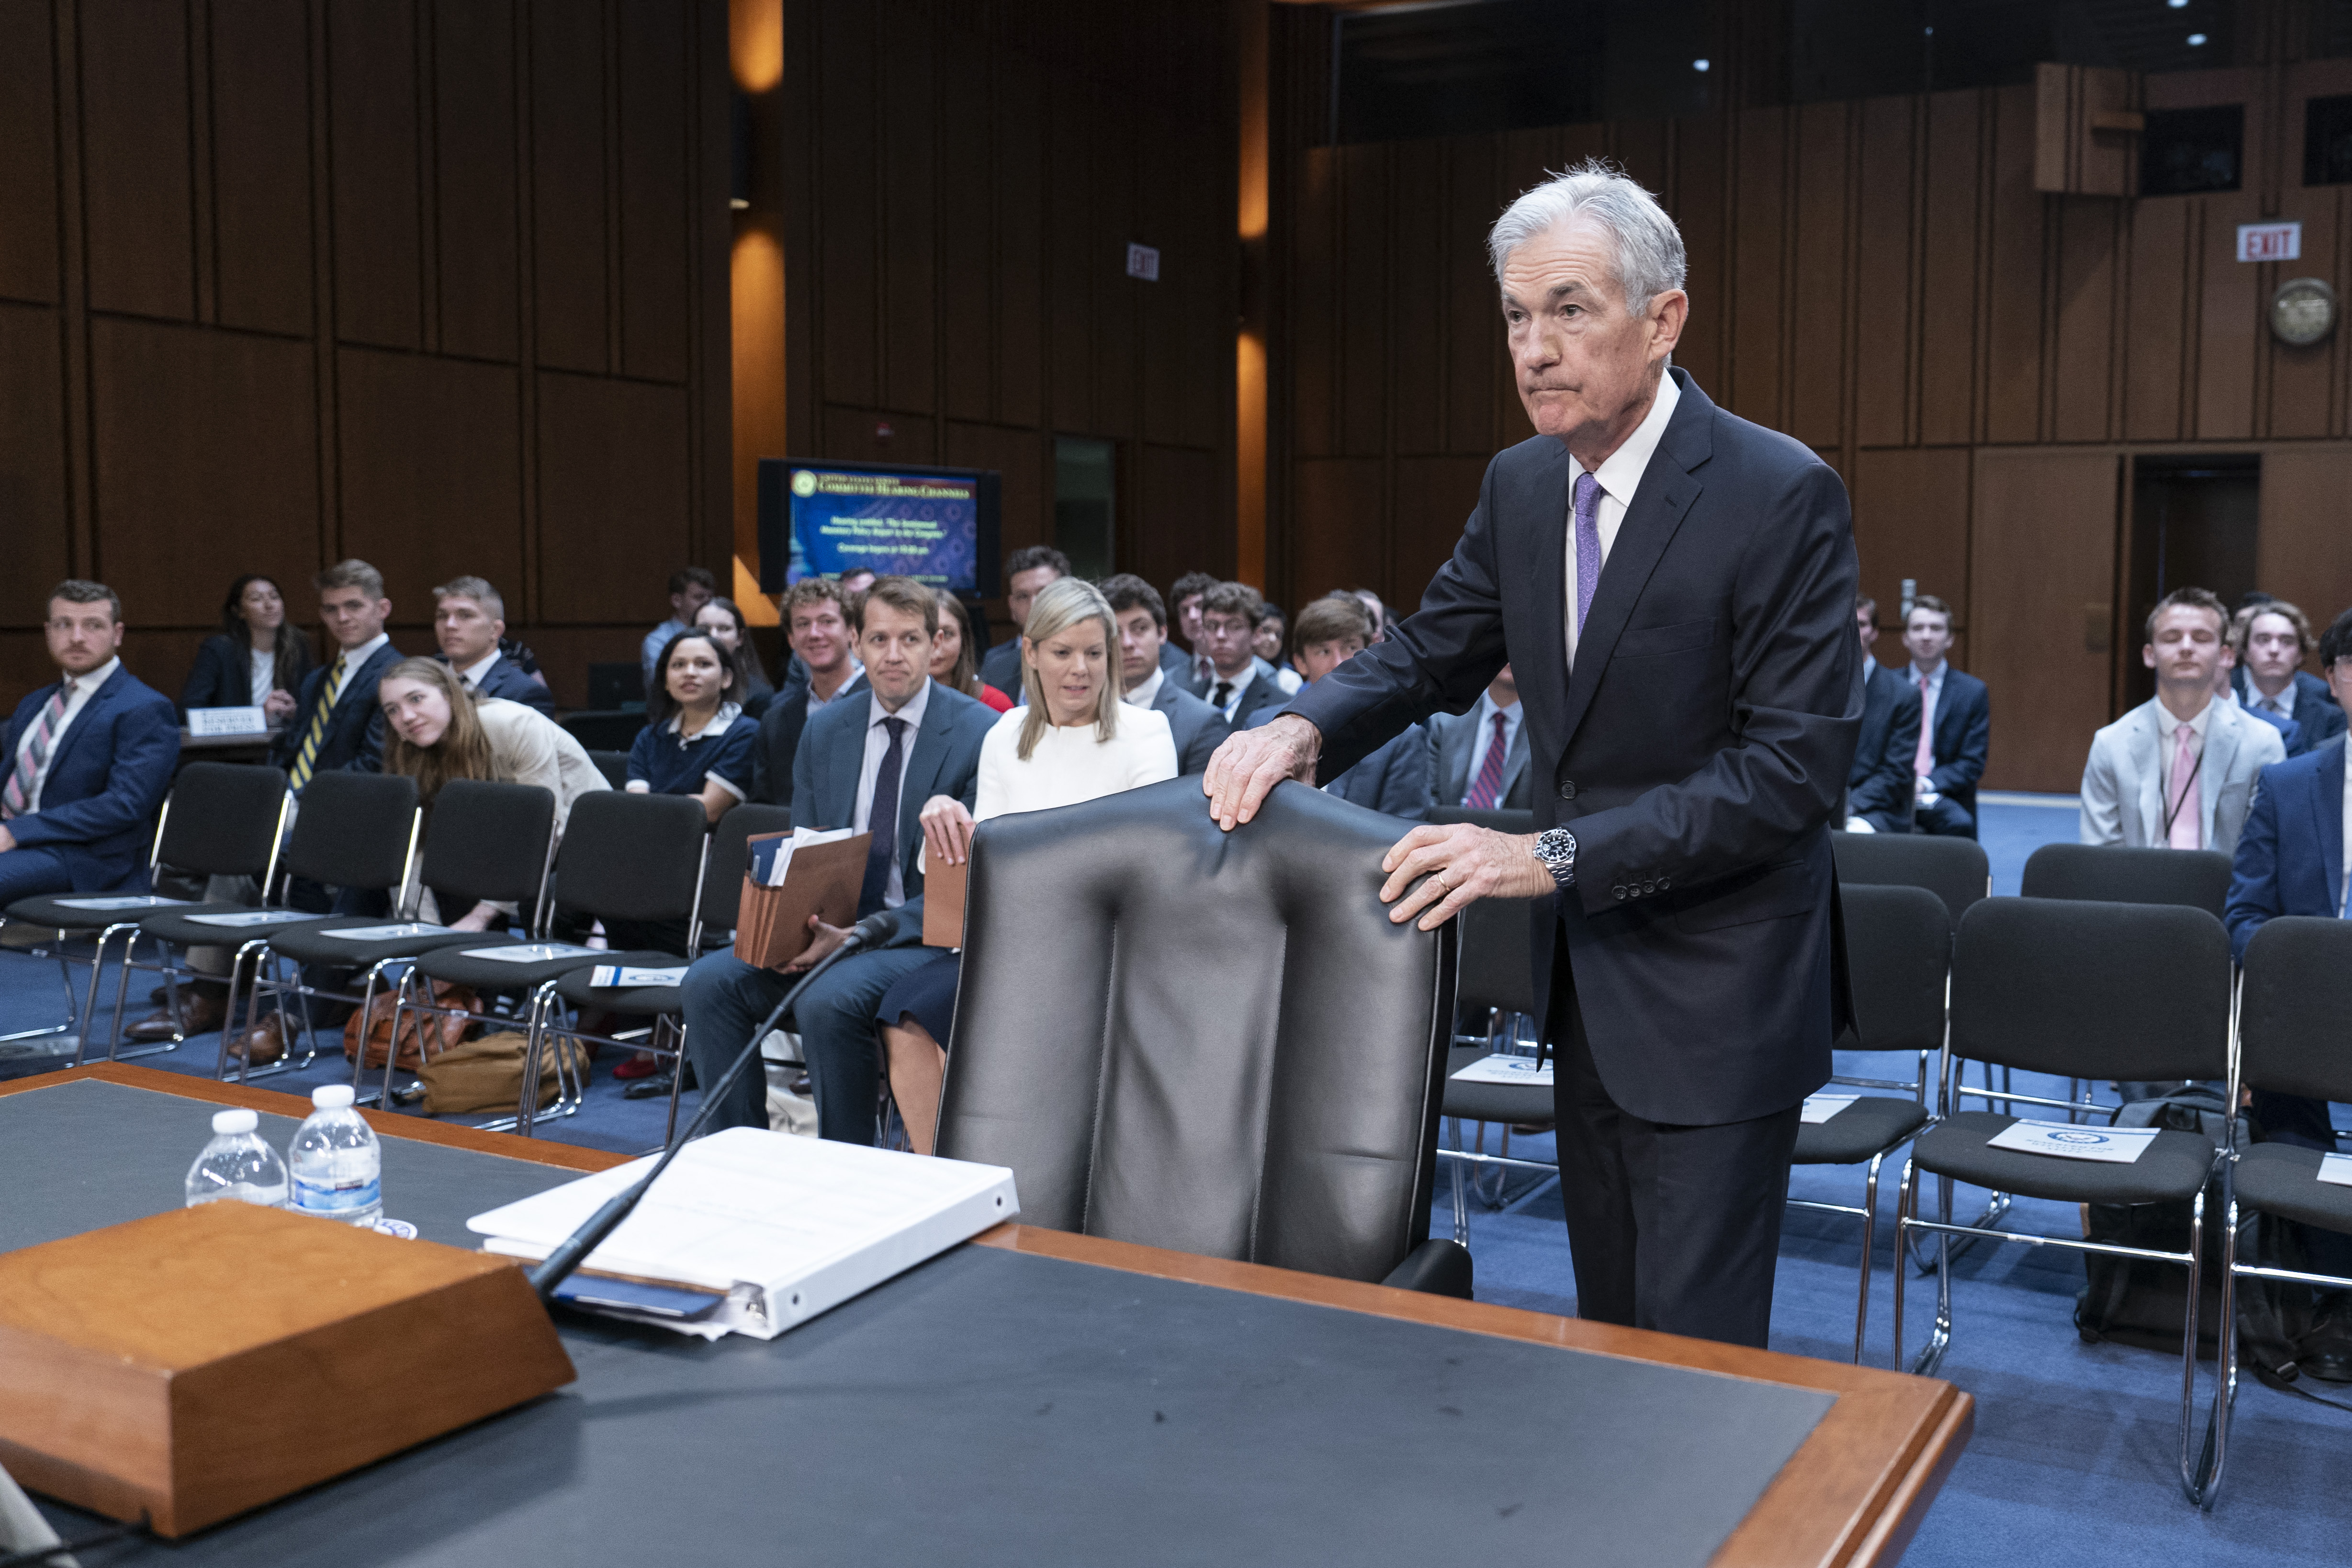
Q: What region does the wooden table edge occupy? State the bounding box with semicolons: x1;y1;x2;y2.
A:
975;1223;1969;1568
0;1063;629;1174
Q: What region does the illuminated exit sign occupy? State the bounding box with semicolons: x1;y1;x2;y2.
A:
2237;222;2302;262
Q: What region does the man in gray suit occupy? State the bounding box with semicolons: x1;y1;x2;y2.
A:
1101;574;1229;774
2081;587;2284;857
1426;665;1530;812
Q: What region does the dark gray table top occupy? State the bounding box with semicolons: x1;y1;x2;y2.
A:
7;1078;1834;1568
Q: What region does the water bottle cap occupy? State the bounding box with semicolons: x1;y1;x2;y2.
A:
312;1084;356;1109
211;1108;259;1135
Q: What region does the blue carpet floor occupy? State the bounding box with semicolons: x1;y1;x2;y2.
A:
6;794;2347;1561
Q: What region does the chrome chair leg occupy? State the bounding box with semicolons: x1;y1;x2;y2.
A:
1892;1158;1913;1370
72;924;129;1065
1853;1150;1886;1365
2177;1182;2207;1503
516;982;558;1138
2198;1194;2242;1509
1449;1118;1470;1247
663;1017;688;1145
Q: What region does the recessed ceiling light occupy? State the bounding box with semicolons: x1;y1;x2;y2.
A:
2188;31;2207;44
1692;58;1709;72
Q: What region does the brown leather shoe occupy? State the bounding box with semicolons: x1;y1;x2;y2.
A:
126;991;227;1043
227;1014;288;1066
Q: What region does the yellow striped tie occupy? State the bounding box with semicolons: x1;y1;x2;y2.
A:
287;656;347;792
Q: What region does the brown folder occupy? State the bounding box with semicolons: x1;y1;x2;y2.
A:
732;830;871;969
922;855;968;948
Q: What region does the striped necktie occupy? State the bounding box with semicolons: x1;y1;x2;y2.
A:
1465;711;1511;810
1;678;75;819
287;656;349;793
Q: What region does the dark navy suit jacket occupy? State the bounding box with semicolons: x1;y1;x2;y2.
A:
448;652;554;716
180;633;310;717
2225;736;2346;964
1847;660;1922;831
979;637;1024;701
790;679;996;944
1283;369;1861;1126
2233;667;2349;759
4;666;181;891
1920;667;1990;823
269;641;403;782
752;670;869;805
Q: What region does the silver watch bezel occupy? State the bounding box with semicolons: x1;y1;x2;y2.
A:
1532;826;1577;883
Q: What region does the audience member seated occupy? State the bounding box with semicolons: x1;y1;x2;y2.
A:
0;581;179;905
1900;594;1989;838
641;566;716;688
1101;574;1228;773
628;631;754;825
271;559;402;792
977;545;1069;699
180;574;308;723
2232;598;2349;759
679;576;997;1144
695;596;777;717
433;576;553;716
2081;587;2284;856
1843;594;1922;833
1427;663;1530;812
1187;581;1286;726
1252;593;1428;819
1252;602;1304;695
930;591;1015;714
1340;586;1390;643
878;577;1180;1153
378;658;608;931
751;578;867;805
1170;570;1218;686
2225;606;2352;1151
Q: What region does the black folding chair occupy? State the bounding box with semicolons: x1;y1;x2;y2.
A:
394;791;710;1134
2202;917;2352;1507
1831;830;1991;929
1792;882;1947;1362
587;750;632;790
185;771;423;1081
1;762;287;1063
1894;896;2233;1501
241;779;549;1092
2021;841;2233;919
535;803;788;1143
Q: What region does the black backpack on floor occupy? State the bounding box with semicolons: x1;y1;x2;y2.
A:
2074;1090;2236;1356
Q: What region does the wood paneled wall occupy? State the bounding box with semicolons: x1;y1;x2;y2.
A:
0;0;731;711
1273;56;2352;790
771;0;1239;638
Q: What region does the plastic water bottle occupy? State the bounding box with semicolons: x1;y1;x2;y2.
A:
184;1107;289;1208
286;1083;383;1226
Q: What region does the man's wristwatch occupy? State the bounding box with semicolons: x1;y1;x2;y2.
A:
1532;826;1578;888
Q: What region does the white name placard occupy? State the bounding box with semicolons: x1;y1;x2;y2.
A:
1986;1118;2159;1163
186;707;271;738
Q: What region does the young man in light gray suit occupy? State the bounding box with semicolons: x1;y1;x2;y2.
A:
1101;574;1230;774
1426;665;1530;812
2081;587;2284;857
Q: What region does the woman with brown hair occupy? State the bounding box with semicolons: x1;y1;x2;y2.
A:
180;573;312;720
376;657;608;931
930;590;1014;714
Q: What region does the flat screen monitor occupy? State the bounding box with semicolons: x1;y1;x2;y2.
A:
756;458;1000;598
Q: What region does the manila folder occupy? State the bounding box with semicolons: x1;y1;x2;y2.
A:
733;830;869;969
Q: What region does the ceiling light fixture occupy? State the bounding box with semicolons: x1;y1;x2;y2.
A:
2188;32;2207;44
1692;58;1709;72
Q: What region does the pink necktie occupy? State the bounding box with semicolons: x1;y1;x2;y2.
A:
1913;674;1934;778
2166;722;2201;850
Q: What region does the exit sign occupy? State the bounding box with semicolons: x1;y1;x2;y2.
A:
1125;243;1160;282
2237;222;2302;262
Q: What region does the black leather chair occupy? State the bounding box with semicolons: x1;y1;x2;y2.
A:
936;777;1473;1297
2021;841;2233;920
1830;829;1990;930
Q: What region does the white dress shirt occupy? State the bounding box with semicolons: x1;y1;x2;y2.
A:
10;658;118;813
1124;666;1166;710
456;649;503;691
1459;688;1524;806
1564;370;1680;669
854;678;931;908
1204;666;1255;724
328;633;389;692
248;647;276;706
805;658;864;717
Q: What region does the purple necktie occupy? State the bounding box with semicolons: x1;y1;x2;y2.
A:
1572;472;1602;635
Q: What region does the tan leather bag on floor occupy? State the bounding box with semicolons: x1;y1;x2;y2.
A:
418;1031;585;1116
341;982;480;1072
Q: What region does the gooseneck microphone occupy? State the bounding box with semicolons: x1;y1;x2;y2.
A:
527;911;900;1302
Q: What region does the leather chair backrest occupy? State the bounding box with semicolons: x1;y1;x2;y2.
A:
937;777;1456;1284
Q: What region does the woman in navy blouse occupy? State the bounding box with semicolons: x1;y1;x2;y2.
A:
626;630;756;823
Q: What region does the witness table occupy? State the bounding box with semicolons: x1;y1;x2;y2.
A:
1;1065;1969;1567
